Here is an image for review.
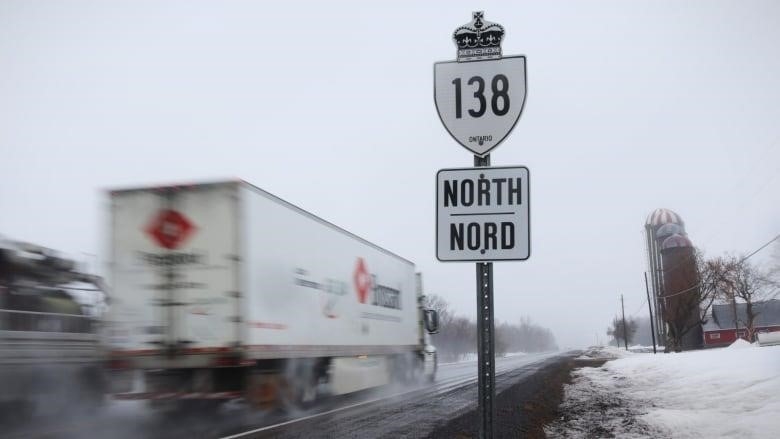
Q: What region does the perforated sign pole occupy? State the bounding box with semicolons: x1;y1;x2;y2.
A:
474;153;495;439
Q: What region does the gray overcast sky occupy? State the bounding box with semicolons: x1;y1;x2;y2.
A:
1;1;778;348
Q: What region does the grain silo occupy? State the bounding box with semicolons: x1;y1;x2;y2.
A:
644;208;686;346
660;233;703;350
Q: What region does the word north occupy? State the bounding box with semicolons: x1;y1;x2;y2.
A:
443;177;522;207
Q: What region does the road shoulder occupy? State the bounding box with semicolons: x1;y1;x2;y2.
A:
428;354;593;439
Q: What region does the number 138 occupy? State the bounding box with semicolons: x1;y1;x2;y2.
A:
452;74;510;119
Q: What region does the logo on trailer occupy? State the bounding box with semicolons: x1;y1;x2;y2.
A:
145;209;196;250
353;258;371;304
293;268;348;319
353;258;402;310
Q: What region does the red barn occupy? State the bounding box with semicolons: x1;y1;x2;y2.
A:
702;300;780;347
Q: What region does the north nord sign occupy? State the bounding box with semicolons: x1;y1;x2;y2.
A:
434;12;527;157
436;166;530;261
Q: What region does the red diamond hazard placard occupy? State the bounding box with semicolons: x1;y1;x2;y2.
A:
145;209;196;250
353;258;371;304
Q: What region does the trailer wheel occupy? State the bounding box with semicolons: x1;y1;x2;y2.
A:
414;356;426;384
246;371;278;410
280;359;320;410
426;352;437;383
393;353;423;385
76;366;106;413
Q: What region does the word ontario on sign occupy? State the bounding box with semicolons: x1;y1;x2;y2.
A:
437;166;530;262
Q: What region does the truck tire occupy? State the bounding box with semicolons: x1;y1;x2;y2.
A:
281;359;319;410
77;366;106;414
392;353;423;385
427;352;437;383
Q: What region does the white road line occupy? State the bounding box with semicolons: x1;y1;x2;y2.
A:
220;386;430;439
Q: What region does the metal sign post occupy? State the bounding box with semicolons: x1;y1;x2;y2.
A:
474;154;495;439
434;12;529;439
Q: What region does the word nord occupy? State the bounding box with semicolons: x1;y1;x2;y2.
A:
444;177;522;207
451;222;515;252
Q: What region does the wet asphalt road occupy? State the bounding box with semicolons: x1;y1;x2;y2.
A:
4;352;571;439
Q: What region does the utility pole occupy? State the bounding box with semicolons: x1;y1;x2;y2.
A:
644;272;657;354
621;294;628;351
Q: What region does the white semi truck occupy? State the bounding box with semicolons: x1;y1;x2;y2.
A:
105;180;438;407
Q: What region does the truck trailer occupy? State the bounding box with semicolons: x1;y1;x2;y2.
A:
105;180;438;407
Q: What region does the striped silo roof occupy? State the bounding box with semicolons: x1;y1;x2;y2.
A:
661;233;693;250
646;208;685;228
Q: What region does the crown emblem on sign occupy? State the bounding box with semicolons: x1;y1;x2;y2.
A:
453;11;505;62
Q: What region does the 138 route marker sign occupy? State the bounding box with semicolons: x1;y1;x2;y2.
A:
434;13;527;157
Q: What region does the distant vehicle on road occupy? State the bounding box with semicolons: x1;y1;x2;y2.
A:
0;238;106;416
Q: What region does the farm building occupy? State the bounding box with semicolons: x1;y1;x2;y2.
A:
702;299;780;348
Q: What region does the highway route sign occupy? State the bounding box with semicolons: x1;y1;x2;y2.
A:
434;57;526;157
436;166;530;261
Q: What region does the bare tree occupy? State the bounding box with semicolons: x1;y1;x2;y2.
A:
495;322;511;356
607;316;638;347
725;256;778;341
495;317;557;355
424;295;557;360
423;294;475;361
662;253;733;352
769;241;780;283
422;293;453;328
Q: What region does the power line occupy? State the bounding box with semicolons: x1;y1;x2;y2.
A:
659;232;780;299
629;297;647;317
644;138;780;293
741;234;780;262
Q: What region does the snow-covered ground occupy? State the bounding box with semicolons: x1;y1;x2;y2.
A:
575;345;636;361
548;341;780;438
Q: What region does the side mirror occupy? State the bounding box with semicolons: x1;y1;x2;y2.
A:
424;309;439;334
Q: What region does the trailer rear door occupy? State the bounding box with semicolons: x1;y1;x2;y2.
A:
108;183;240;354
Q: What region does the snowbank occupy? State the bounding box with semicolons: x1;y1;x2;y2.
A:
575;345;635;360
551;343;780;438
628;344;661;353
726;338;753;349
